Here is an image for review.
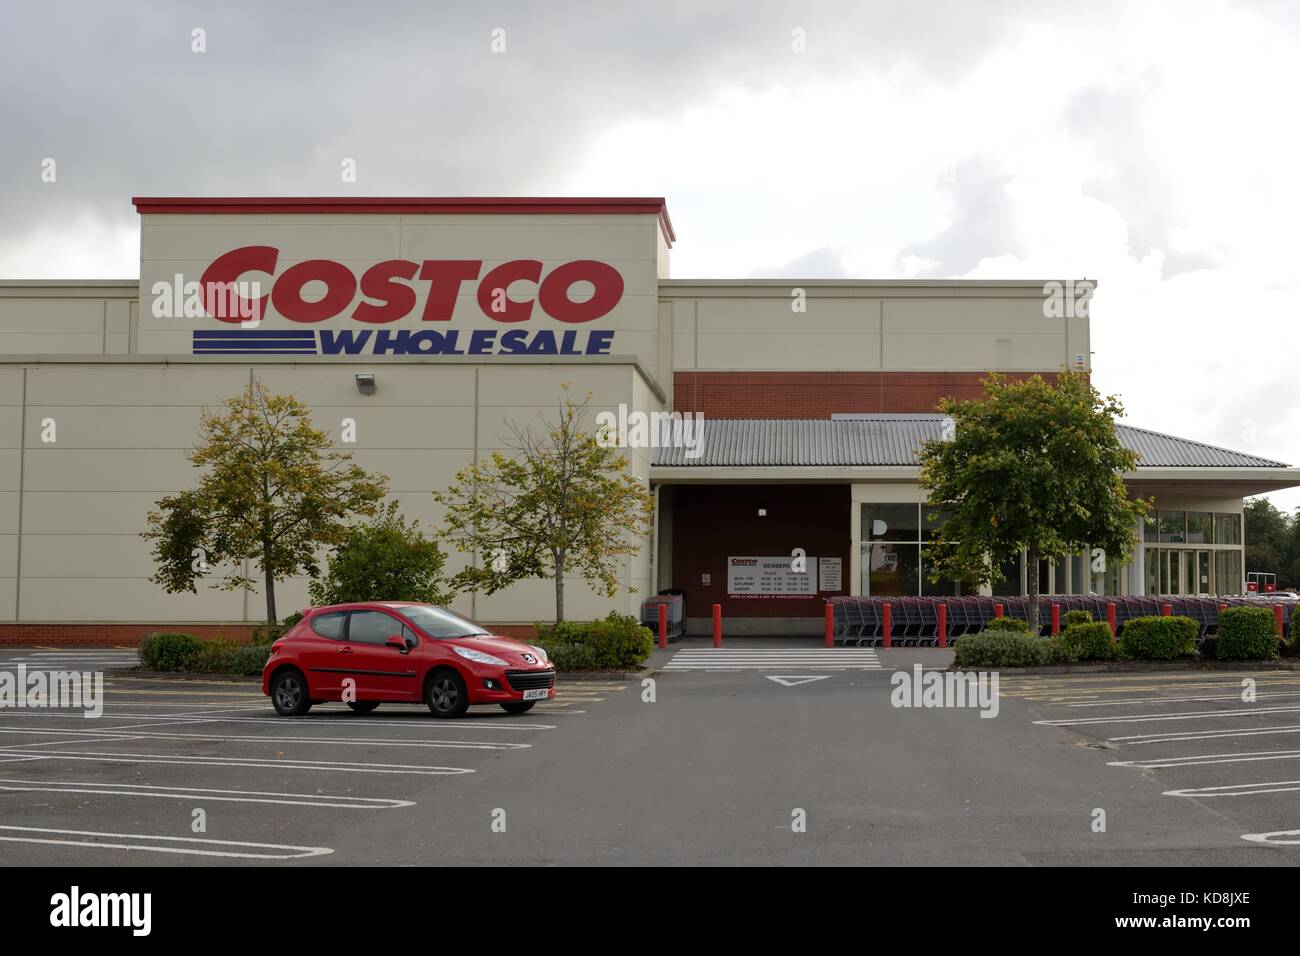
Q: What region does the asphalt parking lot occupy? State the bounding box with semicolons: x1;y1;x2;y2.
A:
1;642;1298;865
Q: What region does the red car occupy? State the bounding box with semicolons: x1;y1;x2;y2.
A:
261;602;556;718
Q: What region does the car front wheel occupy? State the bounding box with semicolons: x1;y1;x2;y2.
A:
426;670;469;719
270;670;312;716
500;701;536;715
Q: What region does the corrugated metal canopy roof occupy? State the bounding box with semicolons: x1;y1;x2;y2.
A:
651;415;1289;469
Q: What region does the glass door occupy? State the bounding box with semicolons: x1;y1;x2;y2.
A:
1195;551;1211;595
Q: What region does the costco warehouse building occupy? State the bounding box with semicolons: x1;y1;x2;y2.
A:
1;196;1297;644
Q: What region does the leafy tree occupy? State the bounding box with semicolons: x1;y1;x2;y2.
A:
919;371;1149;632
143;382;389;631
432;387;654;623
309;501;452;606
1245;496;1290;582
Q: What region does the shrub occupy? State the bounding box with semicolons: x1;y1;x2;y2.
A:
534;612;653;669
1061;621;1120;662
1119;615;1198;660
1217;606;1280;660
309;501;452;606
953;631;1044;668
138;632;204;671
1198;635;1218;660
1063;609;1094;627
1040;636;1079;666
982;616;1033;635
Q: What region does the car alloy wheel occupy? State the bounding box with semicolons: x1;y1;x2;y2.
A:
271;671;311;716
426;671;469;718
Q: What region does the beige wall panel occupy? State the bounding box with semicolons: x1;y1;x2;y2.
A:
24;449;194;492
0;369;23;405
0;298;106;330
475;575;634;623
21;534;155;578
141;223;402;262
477;365;632;407
252;365;476;408
697;330;881;370
884;296;1054;334
23;406;204;449
24;365;249;406
0;534;16;578
329;450;470;493
19;577;246;622
398;221;654;261
883;333;1068;370
0;333;105;355
671;301;697;371
21;492;160;534
0;492;17;533
0;407;20;445
312;408;476;451
0;449;19;491
0;581;15;620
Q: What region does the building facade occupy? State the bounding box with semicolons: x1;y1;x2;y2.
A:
0;197;1295;642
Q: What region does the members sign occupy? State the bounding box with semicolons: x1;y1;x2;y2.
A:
727;556;819;597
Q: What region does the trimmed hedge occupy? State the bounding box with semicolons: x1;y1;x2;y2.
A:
1061;621;1120;661
137;632;271;676
953;631;1043;668
534;612;653;670
1040;636;1079;666
982;616;1033;635
138;632;205;671
1062;609;1094;628
1119;615;1198;660
1217;606;1280;661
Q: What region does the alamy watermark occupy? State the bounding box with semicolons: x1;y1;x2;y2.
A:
150;275;263;326
890;664;999;718
595;404;705;459
0;665;103;718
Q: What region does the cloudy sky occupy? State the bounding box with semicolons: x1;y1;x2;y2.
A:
2;0;1298;505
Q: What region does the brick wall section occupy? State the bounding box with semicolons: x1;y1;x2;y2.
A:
673;371;1066;418
0;621;537;646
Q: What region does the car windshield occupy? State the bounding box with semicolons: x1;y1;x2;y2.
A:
397;605;491;639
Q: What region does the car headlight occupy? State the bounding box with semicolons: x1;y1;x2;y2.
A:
453;645;508;666
528;644;549;664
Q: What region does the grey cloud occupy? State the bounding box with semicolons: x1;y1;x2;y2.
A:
750;246;847;278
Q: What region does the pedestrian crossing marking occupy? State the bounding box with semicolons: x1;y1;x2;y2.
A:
663;648;882;671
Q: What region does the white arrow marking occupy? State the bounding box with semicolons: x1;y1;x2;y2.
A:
765;675;831;687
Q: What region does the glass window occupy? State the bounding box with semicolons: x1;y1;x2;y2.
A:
1158;511;1186;543
865;542;920;596
1052;555;1067;595
399;604;490;639
1187;512;1213;544
1216;550;1241;595
922;504;954;540
1070;553;1088;594
310;611;346;640
921;544;976;596
1144;548;1159;596
1215;513;1241;545
861;503;919;542
1143;514;1158;542
347;610;404;645
991;552;1022;596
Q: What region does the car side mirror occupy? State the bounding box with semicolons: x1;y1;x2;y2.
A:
385;636;407;652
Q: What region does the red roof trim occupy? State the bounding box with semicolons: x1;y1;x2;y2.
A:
131;196;675;246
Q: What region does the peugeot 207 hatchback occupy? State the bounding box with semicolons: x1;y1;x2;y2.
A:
261;602;556;718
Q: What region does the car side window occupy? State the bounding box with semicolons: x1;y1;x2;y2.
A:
402;624;420;647
310;612;346;640
347;610;404;645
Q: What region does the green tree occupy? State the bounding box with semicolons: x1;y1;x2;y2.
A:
143;382;389;632
432;387;654;623
1245;496;1293;585
309;501;452;606
918;371;1148;632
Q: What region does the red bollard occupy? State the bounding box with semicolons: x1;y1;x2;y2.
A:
994;602;1004;619
1276;603;1285;638
1219;603;1228;613
1051;603;1060;636
1107;601;1117;640
824;603;835;648
658;603;668;650
1161;603;1172;617
937;603;948;649
712;603;722;647
882;603;893;648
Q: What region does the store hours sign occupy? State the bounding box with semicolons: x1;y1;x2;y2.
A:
727;556;819;597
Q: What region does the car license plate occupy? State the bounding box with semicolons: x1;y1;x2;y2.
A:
522;688;550;701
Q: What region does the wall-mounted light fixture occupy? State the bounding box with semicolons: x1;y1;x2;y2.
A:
354;372;377;395
757;508;767;517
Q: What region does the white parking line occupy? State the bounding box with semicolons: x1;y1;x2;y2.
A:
0;779;414;809
0;710;557;730
1108;749;1300;769
1109;725;1300;745
0;749;474;775
1069;691;1300;708
0;826;334;859
1242;829;1300;846
0;726;529;750
1163;780;1300;799
1036;705;1300;726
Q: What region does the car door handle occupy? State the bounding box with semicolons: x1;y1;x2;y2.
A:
338;646;353;654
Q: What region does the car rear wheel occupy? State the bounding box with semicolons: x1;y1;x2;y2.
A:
346;701;380;714
426;670;469;719
270;670;312;716
500;701;536;715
